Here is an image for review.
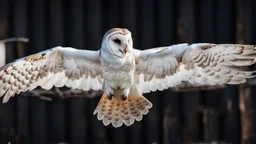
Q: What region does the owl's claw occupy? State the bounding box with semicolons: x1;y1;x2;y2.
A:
108;94;115;100
121;95;127;101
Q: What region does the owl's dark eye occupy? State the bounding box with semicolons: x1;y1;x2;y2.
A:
113;39;121;44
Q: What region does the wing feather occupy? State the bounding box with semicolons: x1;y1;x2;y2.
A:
134;43;256;94
0;46;103;102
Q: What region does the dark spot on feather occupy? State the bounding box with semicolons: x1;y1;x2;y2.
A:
130;107;135;111
108;111;112;115
201;44;216;50
101;108;105;112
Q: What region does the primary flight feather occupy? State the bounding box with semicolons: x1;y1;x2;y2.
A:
0;28;256;127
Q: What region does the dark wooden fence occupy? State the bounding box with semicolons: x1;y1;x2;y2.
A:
0;0;256;144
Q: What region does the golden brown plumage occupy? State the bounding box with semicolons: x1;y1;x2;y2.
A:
93;92;152;127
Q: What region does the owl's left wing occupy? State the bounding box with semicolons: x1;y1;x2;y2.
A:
133;43;256;94
0;47;103;103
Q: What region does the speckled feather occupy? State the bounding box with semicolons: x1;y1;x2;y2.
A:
134;43;256;94
93;92;152;127
0;47;103;102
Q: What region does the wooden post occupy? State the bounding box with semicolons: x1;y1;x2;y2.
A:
47;0;66;142
0;42;5;67
65;0;88;143
239;85;254;144
29;0;48;143
237;0;256;143
157;0;182;143
215;0;240;144
137;0;162;143
178;0;202;143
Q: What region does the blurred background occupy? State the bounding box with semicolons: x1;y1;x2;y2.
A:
0;0;256;143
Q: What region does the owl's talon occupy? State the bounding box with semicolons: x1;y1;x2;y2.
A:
121;95;127;101
108;94;115;100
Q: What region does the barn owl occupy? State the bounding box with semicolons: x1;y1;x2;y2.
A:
0;28;256;128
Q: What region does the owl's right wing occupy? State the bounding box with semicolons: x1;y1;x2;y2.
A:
133;44;256;94
0;47;103;103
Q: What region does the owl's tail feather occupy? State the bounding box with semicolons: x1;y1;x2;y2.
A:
93;92;152;128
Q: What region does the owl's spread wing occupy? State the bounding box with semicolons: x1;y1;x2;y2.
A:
0;47;103;102
133;43;256;94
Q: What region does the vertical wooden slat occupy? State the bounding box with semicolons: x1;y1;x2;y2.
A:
47;0;66;143
178;0;202;143
30;98;48;144
215;0;239;144
162;92;182;144
239;85;254;144
0;42;6;66
240;0;254;44
202;90;222;142
87;0;103;50
28;0;48;143
65;0;88;143
137;0;161;144
223;86;240;144
216;0;236;43
182;92;201;143
104;0;120;29
198;0;216;42
126;123;142;144
137;0;156;49
0;0;9;39
120;0;137;47
111;128;128;144
198;1;222;142
157;0;182;144
13;0;30;143
157;0;176;45
67;98;88;144
0;0;18;143
178;0;197;43
238;0;256;144
13;0;27;38
0;0;7;70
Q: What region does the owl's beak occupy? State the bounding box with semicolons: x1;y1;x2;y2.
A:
121;45;128;56
123;46;127;55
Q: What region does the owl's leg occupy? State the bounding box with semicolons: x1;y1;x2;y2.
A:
103;81;115;100
121;88;130;101
105;86;115;100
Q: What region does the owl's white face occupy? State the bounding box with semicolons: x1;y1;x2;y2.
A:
103;28;133;58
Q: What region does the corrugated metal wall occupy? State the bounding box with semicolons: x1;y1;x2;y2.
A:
0;0;255;144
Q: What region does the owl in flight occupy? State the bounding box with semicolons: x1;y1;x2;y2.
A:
0;28;256;127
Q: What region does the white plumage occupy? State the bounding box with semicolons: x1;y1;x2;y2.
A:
0;28;256;128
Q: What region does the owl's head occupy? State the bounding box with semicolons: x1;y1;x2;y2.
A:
102;28;133;58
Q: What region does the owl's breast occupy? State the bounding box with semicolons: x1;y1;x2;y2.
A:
101;56;135;89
